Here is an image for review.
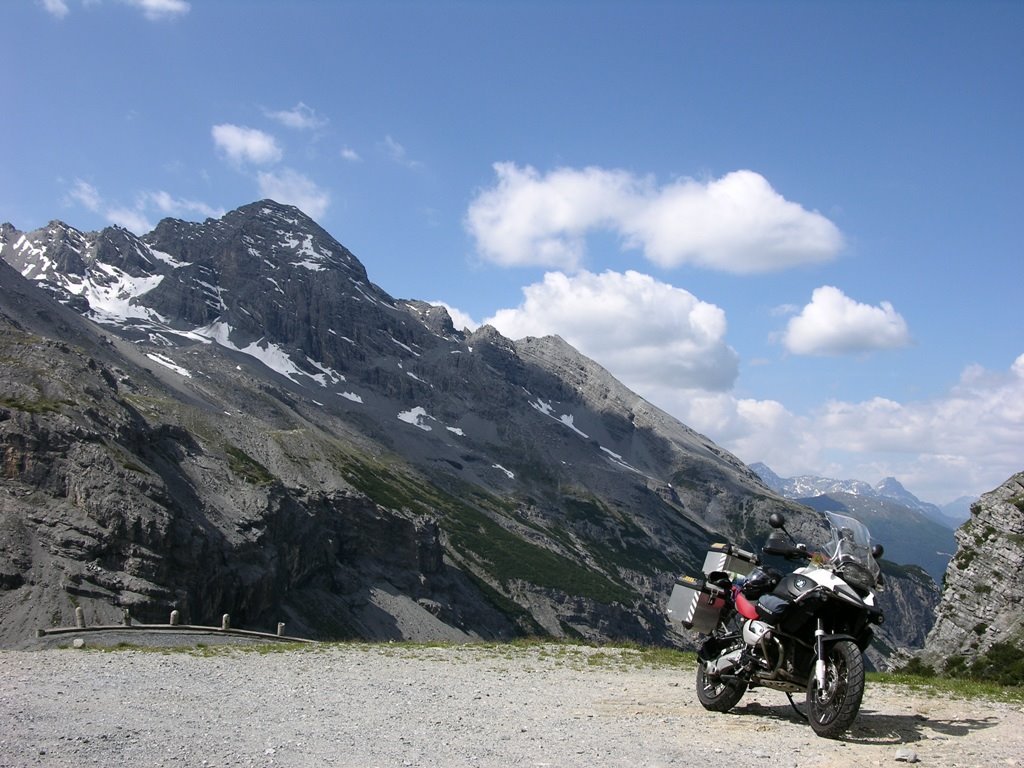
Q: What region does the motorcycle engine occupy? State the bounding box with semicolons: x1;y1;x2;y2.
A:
742;619;772;646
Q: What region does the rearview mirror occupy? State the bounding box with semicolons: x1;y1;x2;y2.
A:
763;530;801;558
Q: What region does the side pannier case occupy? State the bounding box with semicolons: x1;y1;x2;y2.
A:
702;542;759;580
666;575;727;633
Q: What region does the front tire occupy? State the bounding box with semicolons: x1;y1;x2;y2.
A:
695;658;747;712
806;639;865;738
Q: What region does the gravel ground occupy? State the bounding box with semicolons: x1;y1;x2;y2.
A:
2;642;1022;768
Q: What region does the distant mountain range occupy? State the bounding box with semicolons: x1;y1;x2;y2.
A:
750;463;965;583
749;463;972;529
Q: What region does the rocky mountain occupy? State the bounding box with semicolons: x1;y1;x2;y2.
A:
750;463;963;526
751;463;958;583
0;202;935;654
917;471;1024;671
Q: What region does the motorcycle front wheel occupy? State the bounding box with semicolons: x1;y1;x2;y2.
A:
806;639;865;738
695;660;747;712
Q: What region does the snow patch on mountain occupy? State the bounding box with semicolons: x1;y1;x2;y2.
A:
398;406;435;431
192;320;345;388
492;464;515;479
145;352;191;378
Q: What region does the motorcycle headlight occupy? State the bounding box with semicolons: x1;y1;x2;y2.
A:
837;563;875;595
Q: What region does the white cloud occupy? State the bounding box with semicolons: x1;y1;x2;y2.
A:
266;102;327;130
257;168;330;219
120;0;190;20
781;285;912;356
465;164;843;273
39;0;70;19
466;164;638;270
486;269;739;392
340;147;361;162
63;179;222;232
665;355;1024;503
39;0;189;21
67;178;102;211
211;124;282;165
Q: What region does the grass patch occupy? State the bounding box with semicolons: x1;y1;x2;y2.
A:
868;670;1024;703
226;446;276;485
0;395;66;414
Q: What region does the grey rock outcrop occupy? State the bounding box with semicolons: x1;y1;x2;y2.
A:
918;471;1024;666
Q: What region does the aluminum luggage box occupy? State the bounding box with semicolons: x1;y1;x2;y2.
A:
701;542;759;579
667;575;727;633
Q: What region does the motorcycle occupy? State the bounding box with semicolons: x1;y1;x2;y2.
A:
667;511;885;738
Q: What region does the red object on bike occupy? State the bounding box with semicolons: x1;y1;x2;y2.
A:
734;588;759;620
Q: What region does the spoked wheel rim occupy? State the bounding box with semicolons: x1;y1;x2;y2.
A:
806;639;865;739
695;648;747;712
811;654;848;726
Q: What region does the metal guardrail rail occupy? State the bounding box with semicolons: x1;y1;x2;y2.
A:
37;608;316;644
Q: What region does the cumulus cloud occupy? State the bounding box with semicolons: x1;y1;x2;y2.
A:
211;124;283;165
466;164;638;270
465;164;843;273
266;102;328;131
780;285;912;356
486;269;739;392
257;168;330;219
340;147;361;162
666;355;1024;503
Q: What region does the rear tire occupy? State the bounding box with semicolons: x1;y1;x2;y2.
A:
695;657;747;712
806;639;865;738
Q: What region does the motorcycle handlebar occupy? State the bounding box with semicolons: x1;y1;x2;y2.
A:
729;545;758;562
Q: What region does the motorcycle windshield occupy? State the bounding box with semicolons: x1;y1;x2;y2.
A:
823;511;881;589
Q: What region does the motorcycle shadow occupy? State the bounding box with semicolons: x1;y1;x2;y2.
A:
731;700;1001;745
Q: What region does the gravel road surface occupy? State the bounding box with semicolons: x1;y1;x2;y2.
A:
2;642;1021;767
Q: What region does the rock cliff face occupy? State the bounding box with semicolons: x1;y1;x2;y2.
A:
918;472;1024;666
0;203;937;654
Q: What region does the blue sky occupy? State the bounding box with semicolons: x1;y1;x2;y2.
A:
3;0;1021;505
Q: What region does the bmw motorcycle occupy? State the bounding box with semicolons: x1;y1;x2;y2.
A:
667;511;885;738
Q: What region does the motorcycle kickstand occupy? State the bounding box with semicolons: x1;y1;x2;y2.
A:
786;692;808;721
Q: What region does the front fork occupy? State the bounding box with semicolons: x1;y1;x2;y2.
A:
814;619;827;689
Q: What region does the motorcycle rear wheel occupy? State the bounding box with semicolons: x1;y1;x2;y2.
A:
695;661;747;712
806;639;865;739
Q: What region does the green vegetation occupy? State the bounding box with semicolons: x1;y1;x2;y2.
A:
225;446;275;485
953;546;977;570
895;642;1024;691
330;448;634;604
870;666;1024;703
0;395;66;414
